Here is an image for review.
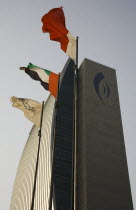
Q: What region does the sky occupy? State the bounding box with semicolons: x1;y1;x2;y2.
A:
0;0;136;209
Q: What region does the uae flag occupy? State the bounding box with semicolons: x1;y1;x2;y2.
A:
21;63;59;98
41;7;76;61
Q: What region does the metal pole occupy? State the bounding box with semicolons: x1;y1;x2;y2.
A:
30;101;44;210
71;37;79;210
74;37;78;210
49;73;60;210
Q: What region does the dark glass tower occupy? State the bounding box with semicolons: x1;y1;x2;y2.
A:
53;59;75;210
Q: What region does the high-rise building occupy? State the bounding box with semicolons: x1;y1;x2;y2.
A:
10;58;133;210
53;59;75;210
76;58;133;210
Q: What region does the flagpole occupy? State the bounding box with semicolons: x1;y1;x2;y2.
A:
30;101;44;210
49;73;60;210
72;36;78;210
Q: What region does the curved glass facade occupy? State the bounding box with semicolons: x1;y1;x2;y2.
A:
10;95;55;210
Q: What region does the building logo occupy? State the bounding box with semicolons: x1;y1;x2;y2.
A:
94;72;110;103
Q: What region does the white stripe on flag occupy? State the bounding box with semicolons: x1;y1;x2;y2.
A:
30;68;49;83
66;32;76;62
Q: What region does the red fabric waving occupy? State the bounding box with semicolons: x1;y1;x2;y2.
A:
41;7;69;52
49;72;59;98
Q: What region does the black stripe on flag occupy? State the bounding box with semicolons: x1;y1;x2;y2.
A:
25;69;49;90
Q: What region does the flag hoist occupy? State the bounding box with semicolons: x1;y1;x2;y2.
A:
19;63;60;209
10;98;45;210
41;6;78;210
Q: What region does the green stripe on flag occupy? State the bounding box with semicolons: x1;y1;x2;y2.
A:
27;63;37;69
27;63;51;75
44;69;50;75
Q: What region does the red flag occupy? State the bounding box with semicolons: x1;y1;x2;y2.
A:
41;7;76;61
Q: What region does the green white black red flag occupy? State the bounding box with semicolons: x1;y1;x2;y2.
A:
20;63;59;98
